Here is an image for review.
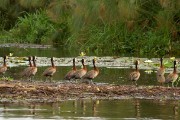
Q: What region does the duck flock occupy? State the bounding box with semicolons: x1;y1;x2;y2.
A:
0;56;99;83
0;56;179;87
130;58;178;87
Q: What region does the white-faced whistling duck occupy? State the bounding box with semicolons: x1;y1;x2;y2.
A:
72;59;87;79
156;58;165;85
42;57;56;82
27;56;37;81
64;58;77;80
165;60;179;87
0;56;8;75
82;58;99;83
21;56;33;79
129;60;140;86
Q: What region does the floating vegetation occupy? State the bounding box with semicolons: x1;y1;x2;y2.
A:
9;53;13;57
0;77;13;81
175;78;180;87
1;56;179;72
144;60;153;63
170;57;175;61
144;69;153;74
79;52;86;57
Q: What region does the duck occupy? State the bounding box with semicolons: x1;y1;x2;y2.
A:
157;58;165;85
27;56;38;81
82;58;99;83
42;57;56;82
64;58;77;80
165;60;179;87
21;56;33;79
129;60;140;86
0;56;8;75
72;59;87;79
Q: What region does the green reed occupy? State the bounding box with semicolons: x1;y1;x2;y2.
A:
0;0;179;56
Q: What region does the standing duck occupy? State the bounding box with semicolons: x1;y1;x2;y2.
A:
157;58;165;85
27;56;37;81
82;58;99;83
129;60;140;86
21;56;33;79
42;57;56;82
0;56;8;75
72;59;87;79
165;60;179;87
64;58;77;80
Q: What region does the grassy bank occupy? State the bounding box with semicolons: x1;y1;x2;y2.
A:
0;0;179;56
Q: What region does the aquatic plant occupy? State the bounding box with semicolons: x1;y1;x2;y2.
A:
175;77;180;87
79;52;86;57
0;76;13;81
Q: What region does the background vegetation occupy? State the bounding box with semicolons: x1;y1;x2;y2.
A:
0;0;179;56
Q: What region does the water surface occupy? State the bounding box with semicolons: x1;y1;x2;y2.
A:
0;99;179;120
7;66;157;86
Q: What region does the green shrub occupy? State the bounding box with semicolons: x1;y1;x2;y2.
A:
10;10;55;44
0;0;179;57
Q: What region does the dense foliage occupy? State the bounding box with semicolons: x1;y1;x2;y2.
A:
0;0;179;56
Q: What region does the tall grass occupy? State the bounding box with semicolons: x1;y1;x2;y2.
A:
63;0;179;56
8;10;55;44
0;0;179;56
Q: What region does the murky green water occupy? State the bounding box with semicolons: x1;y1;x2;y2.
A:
0;46;179;119
8;66;157;86
0;99;180;120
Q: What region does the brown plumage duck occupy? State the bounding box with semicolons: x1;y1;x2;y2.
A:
64;58;77;80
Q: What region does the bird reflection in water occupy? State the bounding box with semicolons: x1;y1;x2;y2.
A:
174;104;179;120
51;102;60;115
134;99;141;119
80;99;99;116
73;100;77;114
80;100;86;115
92;100;99;117
29;104;36;115
2;103;7;113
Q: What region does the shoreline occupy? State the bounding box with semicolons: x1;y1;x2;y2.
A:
0;80;180;103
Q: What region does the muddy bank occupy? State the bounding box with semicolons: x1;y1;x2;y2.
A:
0;43;51;48
0;80;180;103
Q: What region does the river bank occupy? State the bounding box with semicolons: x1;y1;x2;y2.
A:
0;80;179;103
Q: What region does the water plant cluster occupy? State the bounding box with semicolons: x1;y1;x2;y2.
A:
0;0;179;56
